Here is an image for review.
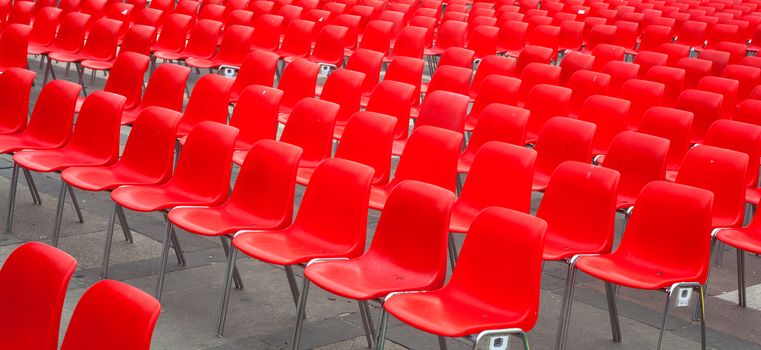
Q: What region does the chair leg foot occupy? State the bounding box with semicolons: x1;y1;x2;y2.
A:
374;308;389;350
216;246;238;337
155;220;174;302
555;261;578;350
290;276;311;350
605;282;622;342
656;290;673;350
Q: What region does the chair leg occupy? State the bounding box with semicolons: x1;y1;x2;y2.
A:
284;265;301;308
4;163;19;234
101;203;118;279
518;331;531;350
155;219;174;302
697;285;706;350
115;205;133;243
358;300;374;348
437;336;448;350
555;261;578;350
219;236;243;290
448;232;458;271
290;276;311;350
455;173;463;197
363;301;377;345
22;168;40;205
65;62;71;77
169;224;186;265
38;54;45;70
51;181;67;247
656;289;673;350
374;308;390;350
604;282;622;342
216;245;238;337
43;58;52;84
67;184;84;223
737;248;747;307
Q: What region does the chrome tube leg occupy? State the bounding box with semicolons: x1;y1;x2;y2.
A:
155;220;174;302
65;62;70;77
438;336;448;350
169;224;186;265
519;332;531;350
284;265;301;308
737;248;747;307
216;246;238;337
4;163;19;234
22;169;40;205
101;203;118;279
555;261;578;350
374;309;390;350
605;282;622;342
43;58;52;84
290;276;311;350
38;54;45;70
115;205;133;243
448;232;458;271
51;181;67;247
455;173;463;196
715;241;725;266
358;300;374;348
219;236;243;289
656;290;673;350
697;285;706;350
67;184;84;223
362;301;376;343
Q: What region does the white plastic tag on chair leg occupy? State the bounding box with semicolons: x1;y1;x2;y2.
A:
676;288;693;307
318;64;335;78
489;336;509;350
224;68;236;78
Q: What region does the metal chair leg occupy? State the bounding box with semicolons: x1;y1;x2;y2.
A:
67;184;84;223
555;261;578;350
38;55;45;70
737;248;747;307
284;265;301;308
155;220;174;302
65;62;71;77
101;203;118;279
374;308;390;350
605;282;622;342
115;205;133;243
290;276;311;350
169;224;186;265
438;336;448;350
22;168;40;205
4;163;20;234
656;289;674;350
358;301;374;348
219;236;243;289
216;246;238;337
448;232;458;271
363;301;376;345
518;331;531;350
697;285;706;350
51;181;67;247
43;58;52;84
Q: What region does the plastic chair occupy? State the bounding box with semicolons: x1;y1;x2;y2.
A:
532;117;595;191
226;85;282;155
465;75;521;131
697;49;730;76
27;7;62;50
643;66;685;106
345;48;384;95
12;91;125;245
559;50;594;84
556;181;713;350
566;70;610;115
514;45;553;74
276;19;316;61
539;161;619;261
121;63;190;125
186;25;254;68
677;20;707;49
7;1;33;25
251;14;284;51
459;104;529;173
676;57;713;89
633;51;668;78
437;47;475;69
379;207;545;350
579;95;630;155
277;98;339;169
110;121;239;301
722;65;761;101
590;44;625;71
133;8;165;27
47;19;120;83
637;107;694;171
396;90;469;154
0;68;36;134
358;19;393;55
735;99;761;126
229;50;279;103
658;43;691;66
638;25;673;51
421;64;472;97
384;57;424;105
524;84;572;142
277;58;319;114
425;19;467;56
60;280;160;350
78;52;150;113
225;9;254;27
697;76;739;119
618;79;665;129
217;158;374;336
363;80;416;140
105;2;135;39
676;89;724;144
370;126;462;210
313;69;364;127
601;61;639;95
114;25;158;60
149;14;193;57
176;75;233;137
154;19;222;62
518;63;561;103
468;55;515;98
703;120;761;191
497;20;528;56
0;242;77;350
306;25;349;66
0;24;31;72
599;131;669;210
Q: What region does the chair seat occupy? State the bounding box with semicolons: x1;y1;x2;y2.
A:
28;44;52;55
13;149;112;173
392;139;406;156
747;188;761;205
111;184;219;212
615;192;637;210
369;180;401;210
120;107;143;125
449;202;480;233
0;133;62;154
457;153;475;173
575;255;704;290
277;112;291;124
185;57;216;68
154;50;187;61
81;59;115;70
296;167;314;186
305;258;444;301
168;205;284;236
232;150;247;166
543;231;608;261
48;51;86;62
62;165;162;192
716;227;761;254
531;171;551;192
383;290;531;338
232;229;357;266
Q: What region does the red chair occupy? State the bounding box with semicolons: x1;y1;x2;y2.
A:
601;61;639;95
465;75;521;131
224;9;254;27
110;122;239;300
250;14;284;51
78;52;150;112
396;90;469;154
226;85;282;155
437;47;475;69
278;58;319;114
532;117;595;191
363;80;416;141
114;24;158;60
199;3;225;21
539;161;619;263
176;74;233;137
518;63;561;103
0;24;31;73
105;2;135;40
558;20;584;52
276;19;316;61
468;54;515;99
514;45;553;74
228;50;279;103
60;280;160;350
566;70;610;115
599;131;669;211
0;242;77;350
0;68;36;134
633;51;668;78
676;57;713;89
676;20;707;49
676;89;724;144
697;49;730;76
639;24;673;51
186;24;254;68
524;84;572;142
386;25;426;62
370;126;462;210
420;64;472;98
7;1;33;25
345;48;384;95
379;207;545;350
736;99;761;126
644;66;685;106
46;18;120;85
658;43;691;66
217;158;374;336
556;181;712;350
149;14;194;66
637;107;694;171
559;50;594;84
697;76;739;119
459;104;529;173
358;20;394;55
271;98;339;170
722;65;761;101
306;25;348;67
133;8;165;27
316;69;364;127
291;181;456;350
497;20;528;57
154;19;222;64
703;120;761;200
425;19;467;56
618;79;665;129
121;63;190;125
27;7;62;53
384;57;424;105
590;44;625;71
578;95;630;155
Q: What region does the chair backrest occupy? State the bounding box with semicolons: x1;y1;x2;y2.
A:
365;80;415;139
8;1;33;24
0;68;35;133
178;74;234;135
703;120;761;189
345;48;385;93
229;85;282;148
359;19;394;54
468;75;521;123
154;14;193;52
0;24;31;69
601;60;639;95
578;95;630;155
320;68;364;124
469;54;515;97
280;98;339;167
637;107;693;171
384;57;424;103
120;25;157;57
416;90;469;135
29;7;62;47
336;111;396;185
229;140;302;229
0;242;77;350
394;126;463;192
427;64;472;96
524;84;572;140
676;89;724;143
134;8;165;27
230;50;279;101
24;80;82;148
103;52;150;110
137;63;190;114
618;79;665;129
310;25;348;65
215;24;254;64
183;19;223;58
279;19;315;56
465;104;528;157
392;26;426;59
50;12;90;53
533;117;595;182
169;121;239;202
277;58;319;109
66;91;125;163
81;18;121;60
365;180;455;290
251;14;284;51
735;99;761;125
434;19;467;51
697;76;739;119
603;131;669;206
293;158;374;258
447;207;546;328
118;107;182;184
537;161;619;258
60;280;160;350
559;50;595;84
567;70;610;114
